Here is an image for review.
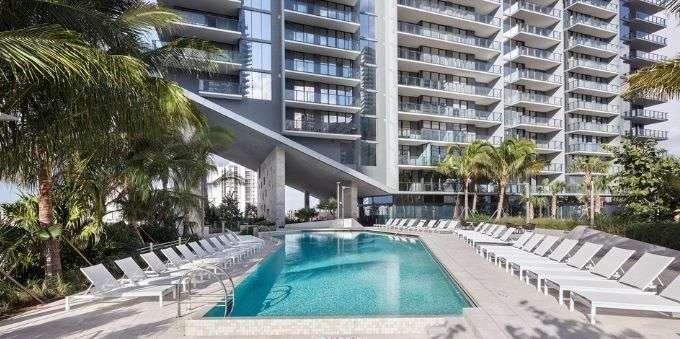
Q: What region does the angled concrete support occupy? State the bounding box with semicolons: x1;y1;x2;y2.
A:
257;147;286;228
341;181;359;219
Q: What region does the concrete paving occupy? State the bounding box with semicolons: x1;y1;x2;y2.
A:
1;228;679;338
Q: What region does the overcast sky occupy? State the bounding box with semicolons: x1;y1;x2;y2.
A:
1;18;678;206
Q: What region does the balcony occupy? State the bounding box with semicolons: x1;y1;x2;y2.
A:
154;41;243;73
566;100;619;117
503;46;562;70
505;114;563;132
625;31;667;52
566;79;619;97
625;128;668;141
566;143;613;156
284;89;360;113
566;122;620;136
534;140;564;153
505;90;562;112
397;75;502;104
198;79;241;100
504;69;562;90
621;109;668;123
622;50;667;67
397;22;501;60
564;0;617;19
398;101;502;127
397;0;500;37
399;181;452;193
284;0;359;32
565;15;618;39
626;12;667;32
630;92;667;106
398;128;501;145
162;0;241;16
283;119;360;140
170;10;241;44
540;163;564;174
284;59;360;86
503;1;561;26
397;47;502;82
566;58;618;77
398;156;443;168
566;37;618;58
503;23;561;49
626;0;664;14
284;29;360;59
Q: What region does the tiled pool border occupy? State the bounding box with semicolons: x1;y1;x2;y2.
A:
183;229;479;336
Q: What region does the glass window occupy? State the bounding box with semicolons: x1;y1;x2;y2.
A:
361;116;376;140
244;10;271;41
361;142;376;166
244;71;271;100
247;41;271;71
244;0;271;11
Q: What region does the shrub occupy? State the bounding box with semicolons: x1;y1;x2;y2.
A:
622;223;680;251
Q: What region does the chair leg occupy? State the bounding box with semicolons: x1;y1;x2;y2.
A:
159;294;164;308
590;306;596;324
558;288;564;305
64;297;71;311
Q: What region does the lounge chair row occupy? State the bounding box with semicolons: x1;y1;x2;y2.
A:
64;232;264;311
458;224;680;324
376;218;459;234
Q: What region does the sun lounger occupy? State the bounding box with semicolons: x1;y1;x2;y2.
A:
114;257;187;290
569;272;680;324
470;227;516;247
496;235;560;271
65;264;175;311
523;242;604;290
175;244;231;267
506;239;579;279
477;231;534;257
486;233;546;263
140;251;192;277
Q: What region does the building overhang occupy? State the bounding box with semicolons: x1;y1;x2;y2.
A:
185;90;392;198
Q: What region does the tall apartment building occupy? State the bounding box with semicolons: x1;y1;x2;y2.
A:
157;0;670;224
206;161;258;211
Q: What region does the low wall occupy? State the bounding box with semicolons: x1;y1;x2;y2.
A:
285;218;363;230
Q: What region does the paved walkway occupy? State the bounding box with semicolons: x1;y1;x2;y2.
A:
1;229;679;338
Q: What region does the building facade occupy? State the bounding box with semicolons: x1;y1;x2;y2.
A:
158;0;670;223
206;161;258;211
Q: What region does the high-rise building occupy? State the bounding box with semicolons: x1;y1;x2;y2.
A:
158;0;670;225
207;161;258;211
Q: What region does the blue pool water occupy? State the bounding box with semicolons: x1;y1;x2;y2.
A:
205;231;471;317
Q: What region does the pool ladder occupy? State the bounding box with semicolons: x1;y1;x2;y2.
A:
176;263;236;317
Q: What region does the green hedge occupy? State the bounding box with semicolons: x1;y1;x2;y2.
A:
465;214;581;230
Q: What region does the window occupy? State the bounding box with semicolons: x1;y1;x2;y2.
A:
361;142;376;166
247;41;271;71
244;0;271;11
361;116;376;140
244;71;271;100
244;10;271;40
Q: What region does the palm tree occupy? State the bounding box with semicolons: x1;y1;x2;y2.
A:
0;1;215;276
436;141;491;219
569;156;610;226
543;179;567;219
482;138;544;220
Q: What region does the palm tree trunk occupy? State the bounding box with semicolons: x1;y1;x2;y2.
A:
471;183;478;214
525;200;531;223
463;180;469;220
127;217;145;244
589;178;595;226
551;194;557;219
496;183;506;221
37;165;61;277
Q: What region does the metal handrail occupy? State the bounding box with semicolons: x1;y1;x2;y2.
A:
177;263;236;318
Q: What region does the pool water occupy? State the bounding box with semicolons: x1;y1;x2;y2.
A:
205;231;471;317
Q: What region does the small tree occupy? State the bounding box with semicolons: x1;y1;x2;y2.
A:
244;203;258;223
543;179;567;219
317;198;338;218
294;208;318;222
569;156;610;226
218;194;241;230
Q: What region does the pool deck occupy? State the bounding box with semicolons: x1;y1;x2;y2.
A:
1;227;679;338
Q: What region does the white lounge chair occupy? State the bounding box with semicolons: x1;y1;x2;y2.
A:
219;234;260;253
495;235;560;271
470;227;516;247
543;247;636;304
175;244;231;267
186;242;238;264
523;242;604;290
506;239;579;280
375;218;394;227
486;233;546;264
569;272;680;324
114;257;187;290
65;264;175;311
140;251;192;277
477;231;534;257
457;223;489;239
200;238;247;260
466;225;506;245
435;220;459;234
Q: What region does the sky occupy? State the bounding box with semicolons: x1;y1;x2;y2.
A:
1;19;679;206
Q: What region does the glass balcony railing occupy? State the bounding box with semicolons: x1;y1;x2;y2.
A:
505;90;562;106
507;0;561;18
567;79;619;93
566;122;619;133
398;102;503;122
398;156;443;167
566;58;618;73
284;0;355;23
626;128;668;140
398;22;501;50
566;15;618;32
625;50;667;63
505;114;563;128
398;47;502;74
567;143;611;153
398;0;500;26
565;0;618;12
285;89;359;106
566;100;619;114
284;29;359;51
154;41;243;64
505;46;562;62
504;69;562;84
542;163;564;172
621;109;668;121
176;10;239;31
199;79;241;95
285;59;358;78
534;140;564;150
398;75;502;98
631;31;667;45
399;182;451;192
633;12;666;27
398;129;502;144
285;119;358;134
567;37;618;52
506;23;561;39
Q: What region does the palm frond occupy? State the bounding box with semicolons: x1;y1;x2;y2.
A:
624;57;680;101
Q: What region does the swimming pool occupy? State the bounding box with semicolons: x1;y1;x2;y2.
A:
205;231;471;317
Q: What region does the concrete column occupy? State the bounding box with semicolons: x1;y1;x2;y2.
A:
341;181;359;219
257;147;286;228
303;191;310;209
